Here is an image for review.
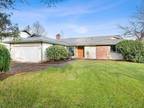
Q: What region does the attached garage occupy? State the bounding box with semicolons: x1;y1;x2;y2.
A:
7;36;66;63
11;43;42;63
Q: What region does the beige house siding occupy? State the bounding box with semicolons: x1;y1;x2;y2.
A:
110;52;123;60
84;46;96;59
74;46;123;60
42;43;52;62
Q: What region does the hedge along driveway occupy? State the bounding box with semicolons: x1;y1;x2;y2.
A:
0;60;144;108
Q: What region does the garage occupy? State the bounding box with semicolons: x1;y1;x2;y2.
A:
11;43;42;63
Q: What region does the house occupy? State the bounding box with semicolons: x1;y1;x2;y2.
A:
5;34;123;63
61;35;123;60
1;31;30;42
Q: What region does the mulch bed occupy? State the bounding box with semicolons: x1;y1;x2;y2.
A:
0;60;72;81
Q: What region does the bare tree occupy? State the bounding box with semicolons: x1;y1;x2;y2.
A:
23;25;31;35
120;1;144;40
0;0;63;39
31;21;47;36
23;21;47;36
0;0;63;9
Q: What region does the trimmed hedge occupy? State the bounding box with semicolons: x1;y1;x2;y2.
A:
0;44;11;72
116;40;144;63
46;45;68;61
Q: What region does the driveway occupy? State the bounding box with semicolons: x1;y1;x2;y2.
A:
0;60;72;80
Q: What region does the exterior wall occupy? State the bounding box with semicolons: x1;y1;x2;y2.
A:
9;42;123;63
75;47;78;58
74;46;123;60
110;52;123;60
10;43;42;63
68;47;77;59
42;43;52;62
84;46;96;59
96;46;111;59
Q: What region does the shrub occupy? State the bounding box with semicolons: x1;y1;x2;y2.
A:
46;45;68;61
116;40;144;63
0;44;11;72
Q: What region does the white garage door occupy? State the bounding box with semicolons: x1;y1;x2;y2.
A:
11;45;41;63
84;46;96;59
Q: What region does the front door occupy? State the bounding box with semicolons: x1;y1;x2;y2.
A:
77;46;84;58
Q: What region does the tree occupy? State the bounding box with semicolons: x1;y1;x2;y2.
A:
0;0;63;39
23;21;47;36
0;0;63;9
0;12;19;41
0;13;11;41
120;1;144;40
0;0;15;9
9;24;20;41
31;21;47;36
116;40;144;63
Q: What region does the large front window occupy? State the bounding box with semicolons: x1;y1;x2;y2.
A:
68;47;75;56
111;45;117;52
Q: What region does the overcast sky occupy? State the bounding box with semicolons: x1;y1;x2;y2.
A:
10;0;142;38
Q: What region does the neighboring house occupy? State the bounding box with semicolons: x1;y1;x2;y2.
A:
1;30;31;50
19;30;31;38
5;34;123;63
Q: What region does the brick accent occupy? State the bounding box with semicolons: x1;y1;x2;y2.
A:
96;46;110;59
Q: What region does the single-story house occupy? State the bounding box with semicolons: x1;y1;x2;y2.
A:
5;34;123;63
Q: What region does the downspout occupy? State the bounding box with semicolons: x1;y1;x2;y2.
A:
41;42;43;63
9;43;12;63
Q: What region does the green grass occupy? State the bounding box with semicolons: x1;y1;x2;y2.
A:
0;60;144;108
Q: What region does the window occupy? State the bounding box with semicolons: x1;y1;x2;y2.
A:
68;47;75;56
111;45;117;52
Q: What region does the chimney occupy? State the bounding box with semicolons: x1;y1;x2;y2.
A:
56;33;61;40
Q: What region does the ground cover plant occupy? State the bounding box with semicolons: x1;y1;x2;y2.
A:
0;60;144;108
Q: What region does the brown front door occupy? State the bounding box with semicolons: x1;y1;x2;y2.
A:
77;46;84;58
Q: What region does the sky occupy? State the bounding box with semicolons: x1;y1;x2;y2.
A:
10;0;142;38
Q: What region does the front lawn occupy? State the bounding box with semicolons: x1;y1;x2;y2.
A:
0;60;144;108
